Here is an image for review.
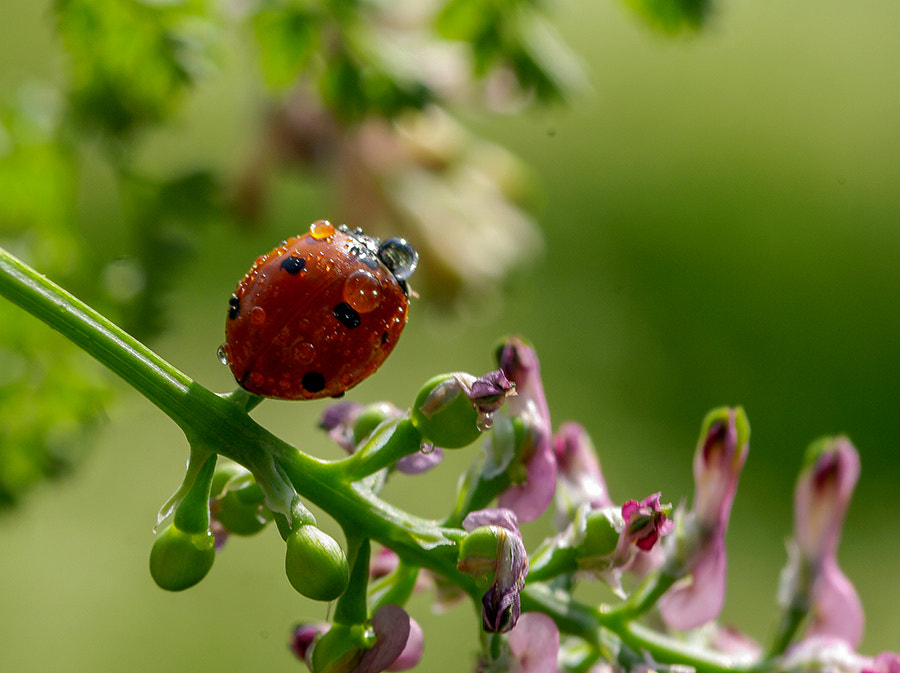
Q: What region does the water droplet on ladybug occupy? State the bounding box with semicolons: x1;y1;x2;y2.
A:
309;220;335;240
250;306;266;325
293;341;316;365
249;371;266;387
342;269;383;313
377;238;418;281
216;344;229;365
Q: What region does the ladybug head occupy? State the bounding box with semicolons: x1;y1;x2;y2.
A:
377;238;418;283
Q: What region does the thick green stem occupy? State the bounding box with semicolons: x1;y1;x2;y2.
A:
0;246;474;592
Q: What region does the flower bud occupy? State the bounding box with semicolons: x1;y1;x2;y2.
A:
285;525;350;601
575;507;621;561
149;523;215;591
411;374;482;448
353;402;404;446
213;484;271;536
308;623;369;673
457;525;505;587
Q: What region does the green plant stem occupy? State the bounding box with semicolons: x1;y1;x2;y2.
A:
0;246;478;595
334;535;372;626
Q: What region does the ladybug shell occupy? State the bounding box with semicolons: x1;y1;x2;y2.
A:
223;226;409;400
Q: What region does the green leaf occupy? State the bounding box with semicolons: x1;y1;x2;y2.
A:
253;1;322;89
622;0;713;34
55;0;215;137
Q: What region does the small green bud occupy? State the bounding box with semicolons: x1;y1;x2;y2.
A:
575;507;621;560
457;525;502;587
214;487;271;536
285;525;350;601
411;374;481;448
309;623;370;673
149;523;215;591
352;402;401;445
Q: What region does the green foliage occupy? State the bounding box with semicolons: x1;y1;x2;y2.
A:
622;0;712;34
55;0;215;137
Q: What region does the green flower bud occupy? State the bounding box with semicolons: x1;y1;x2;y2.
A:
575;507;621;560
457;525;502;588
214;487;271;536
411;374;482;448
149;523;215;591
285;525;350;601
352;402;401;446
309;623;370;673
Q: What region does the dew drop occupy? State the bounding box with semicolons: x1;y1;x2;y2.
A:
377;238;418;281
342;269;383;313
216;344;229;365
249;371;265;387
250;306;266;325
293;341;316;365
420;441;435;454
476;412;494;432
309;220;335;240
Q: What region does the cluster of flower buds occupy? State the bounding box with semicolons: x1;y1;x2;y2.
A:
148;336;897;673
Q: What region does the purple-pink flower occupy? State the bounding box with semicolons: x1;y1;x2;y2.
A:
659;407;749;630
779;436;864;648
621;492;674;552
507;612;560;673
553;422;613;527
495;337;557;523
290;605;423;673
459;508;529;633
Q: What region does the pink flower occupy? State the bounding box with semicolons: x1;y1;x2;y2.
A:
779;436;864;647
621;492;674;552
495;337;557;523
659;407;749;630
553;422;613;527
507;612;560;673
459;508;529;633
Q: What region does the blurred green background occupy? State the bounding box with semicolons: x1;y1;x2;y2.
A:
3;0;900;671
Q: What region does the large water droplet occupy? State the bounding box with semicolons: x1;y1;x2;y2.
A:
377;238;418;281
293;341;316;365
309;220;335;240
342;269;383;313
216;344;229;365
250;306;266;325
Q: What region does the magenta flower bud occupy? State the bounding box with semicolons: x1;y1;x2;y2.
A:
659;407;749;631
553;422;613;526
692;407;749;532
621;492;674;552
779;436;864;647
495;337;557;523
459;508;529;633
290;623;329;664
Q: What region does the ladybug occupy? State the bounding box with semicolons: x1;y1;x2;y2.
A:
221;220;417;400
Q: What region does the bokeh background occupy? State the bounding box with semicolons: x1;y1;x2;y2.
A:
3;0;900;671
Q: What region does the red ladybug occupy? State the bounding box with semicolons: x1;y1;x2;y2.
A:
222;220;417;400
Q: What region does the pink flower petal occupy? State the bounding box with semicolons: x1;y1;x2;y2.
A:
508;612;560;673
659;536;727;630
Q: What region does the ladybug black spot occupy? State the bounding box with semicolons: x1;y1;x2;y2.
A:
302;372;326;393
381;331;390;345
280;255;306;275
228;295;240;320
333;302;361;329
